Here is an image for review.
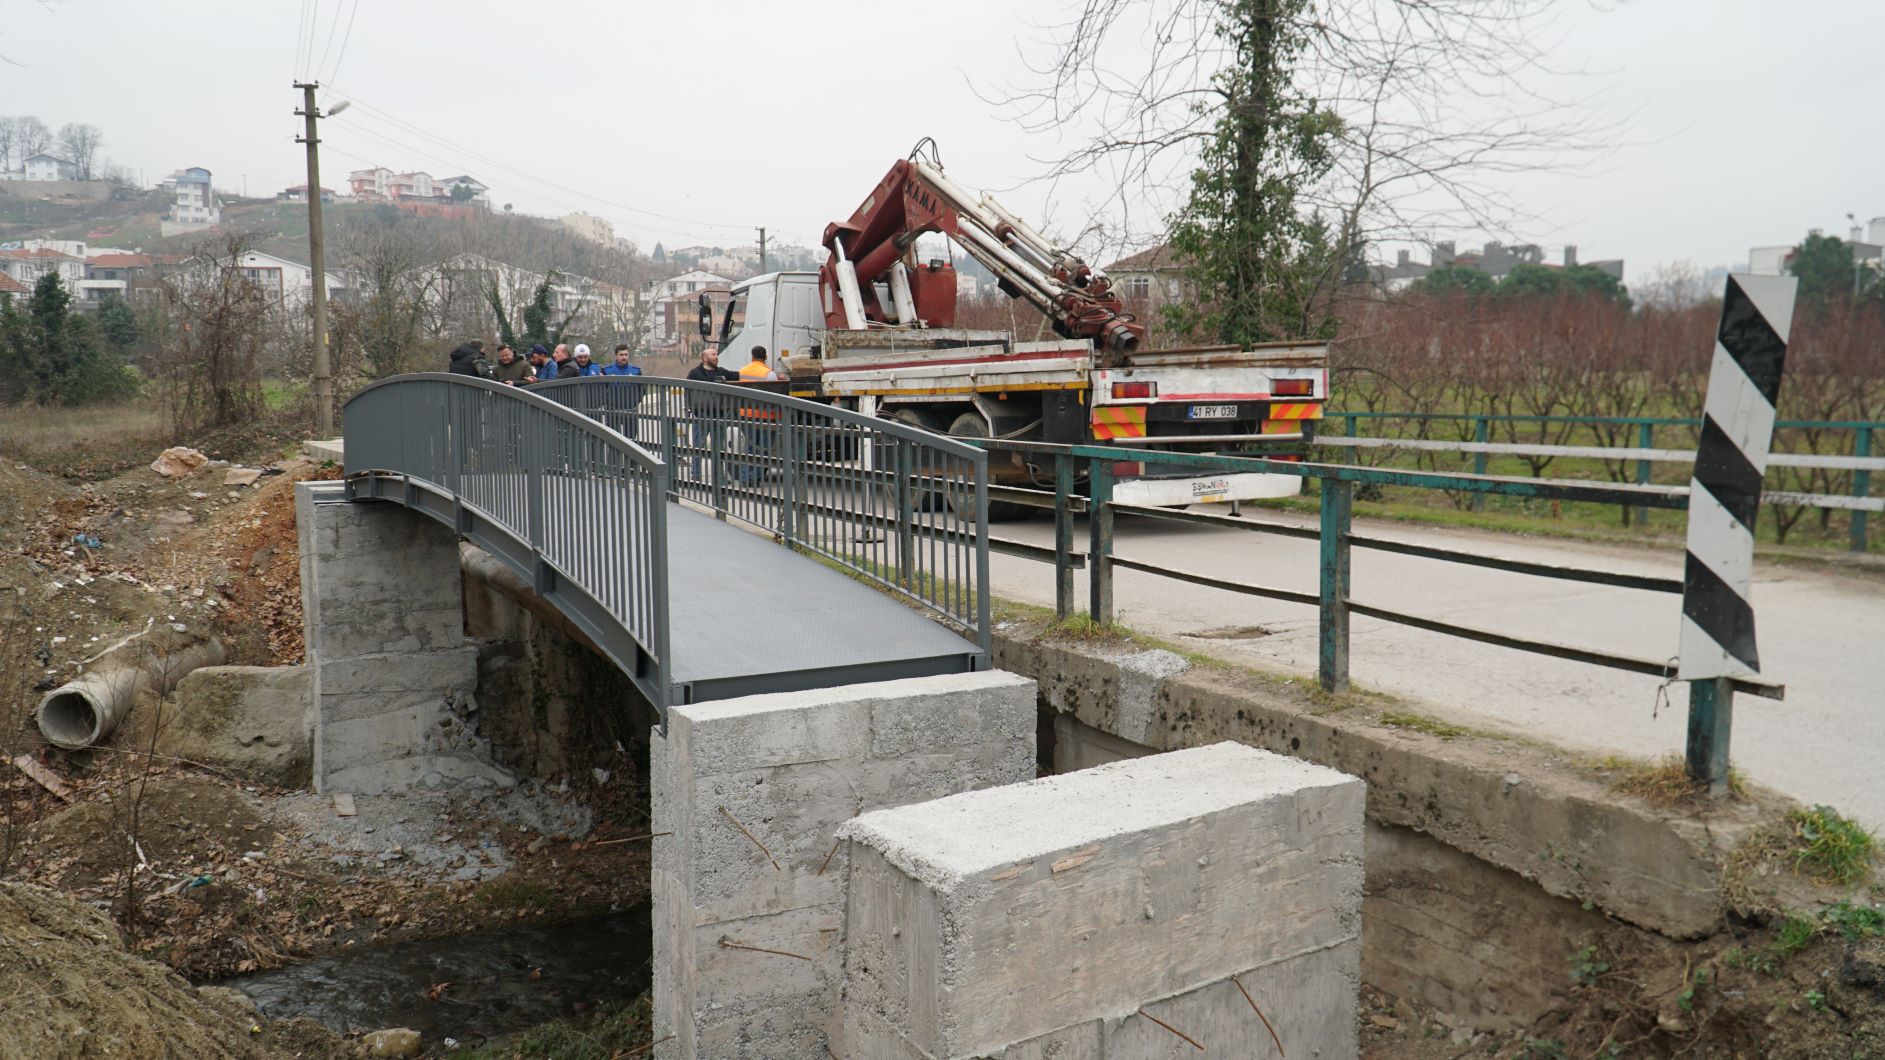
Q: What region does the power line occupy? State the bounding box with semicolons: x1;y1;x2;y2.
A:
293;0;309;78
322;0;361;88
313;0;346;84
301;1;322;79
323;86;757;233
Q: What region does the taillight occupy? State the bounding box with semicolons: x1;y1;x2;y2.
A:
1272;378;1313;397
1111;461;1145;477
1111;381;1157;400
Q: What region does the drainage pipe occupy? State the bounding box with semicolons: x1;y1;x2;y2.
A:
36;627;227;750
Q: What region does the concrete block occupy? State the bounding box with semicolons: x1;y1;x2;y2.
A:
654;670;1038;1060
838;742;1364;1059
160;665;312;788
1087;940;1358;1058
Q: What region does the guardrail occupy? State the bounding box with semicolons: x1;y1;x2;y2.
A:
342;374;674;710
534;376;992;651
963;439;1782;787
1325;411;1881;549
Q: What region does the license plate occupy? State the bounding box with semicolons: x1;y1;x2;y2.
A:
1187;404;1238;420
1190;478;1230;497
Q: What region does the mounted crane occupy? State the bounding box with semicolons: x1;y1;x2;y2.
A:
710;145;1329;518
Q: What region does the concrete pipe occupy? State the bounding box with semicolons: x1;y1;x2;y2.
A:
36;629;227;750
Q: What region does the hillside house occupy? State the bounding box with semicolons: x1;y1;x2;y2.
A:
279;184;336;204
0;247;85;292
158;167;220;234
22;153;79;181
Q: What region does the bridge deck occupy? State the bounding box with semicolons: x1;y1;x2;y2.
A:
663;503;981;701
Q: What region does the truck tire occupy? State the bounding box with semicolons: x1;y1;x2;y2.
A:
946;412;1034;522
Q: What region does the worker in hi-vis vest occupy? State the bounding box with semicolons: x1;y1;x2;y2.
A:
738;346;778;381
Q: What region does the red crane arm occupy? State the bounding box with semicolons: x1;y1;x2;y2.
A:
817;157;1143;354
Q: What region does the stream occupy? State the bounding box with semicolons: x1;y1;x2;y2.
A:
230;904;652;1046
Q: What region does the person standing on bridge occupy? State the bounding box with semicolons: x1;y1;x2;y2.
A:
549;343;580;381
524;344;552;383
571;343;603;377
490;344;531;386
600;344;642;376
447;338;490;378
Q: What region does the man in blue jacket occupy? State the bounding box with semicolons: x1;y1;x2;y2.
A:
599;344;642;376
571;343;603;377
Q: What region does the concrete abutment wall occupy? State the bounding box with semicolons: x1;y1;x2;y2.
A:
296;481;511;794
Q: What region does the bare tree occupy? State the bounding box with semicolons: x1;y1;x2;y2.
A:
990;0;1615;290
56;122;103;180
13;115;50;161
333;220;446;380
0;117;16;175
159;234;270;431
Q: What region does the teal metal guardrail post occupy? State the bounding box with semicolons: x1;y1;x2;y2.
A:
1088;456;1114;625
1854;426;1873;553
780;411;799;547
894;438;915;590
1319;478;1353;692
1471;416;1489;511
1344;413;1357;437
1054;453;1075;621
1686;676;1734;795
710;410;726;520
1635;422;1654;528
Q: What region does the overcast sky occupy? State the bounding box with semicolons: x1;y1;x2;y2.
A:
3;0;1880;278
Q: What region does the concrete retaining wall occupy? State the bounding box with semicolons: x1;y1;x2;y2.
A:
295;482;511;794
652;670;1038;1060
837;742;1364;1058
993;622;1783;1030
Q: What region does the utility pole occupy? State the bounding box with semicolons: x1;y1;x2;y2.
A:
295;82;334;437
756;226;767;273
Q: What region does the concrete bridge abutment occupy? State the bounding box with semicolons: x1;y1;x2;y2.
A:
295;481;512;795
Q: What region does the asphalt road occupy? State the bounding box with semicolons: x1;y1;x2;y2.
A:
986;507;1885;829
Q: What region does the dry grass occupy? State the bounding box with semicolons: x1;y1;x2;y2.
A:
0;400;172;479
1606;754;1747;807
0;400;169;452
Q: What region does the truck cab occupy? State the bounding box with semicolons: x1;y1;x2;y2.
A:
719;272;824;381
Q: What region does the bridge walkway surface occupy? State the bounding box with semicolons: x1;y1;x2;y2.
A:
340;374;990;716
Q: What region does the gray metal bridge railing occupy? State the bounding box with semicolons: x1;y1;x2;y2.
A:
342;374;673;710
534;376;992;653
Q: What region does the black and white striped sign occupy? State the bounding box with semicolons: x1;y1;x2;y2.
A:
1678;274;1797;680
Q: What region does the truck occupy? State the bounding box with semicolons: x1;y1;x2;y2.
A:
711;150;1328;518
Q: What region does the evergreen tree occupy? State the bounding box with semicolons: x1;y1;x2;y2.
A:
1412;264;1495;296
0;293;29;405
652;242;666;264
521;271;559;347
1789;232;1860;309
96;294;139;355
1165;0;1342;344
26;272;76;403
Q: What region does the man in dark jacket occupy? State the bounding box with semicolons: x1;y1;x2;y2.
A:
448;339;489;377
490;344;531;385
549;343;581;380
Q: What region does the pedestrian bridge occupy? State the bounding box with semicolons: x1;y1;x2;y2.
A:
340;374;990;716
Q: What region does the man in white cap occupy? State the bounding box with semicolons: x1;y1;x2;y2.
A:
572;343;602;377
